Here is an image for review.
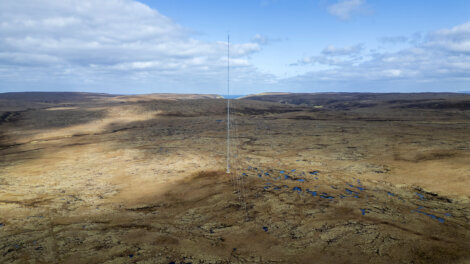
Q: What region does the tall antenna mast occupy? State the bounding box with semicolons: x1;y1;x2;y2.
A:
226;34;231;174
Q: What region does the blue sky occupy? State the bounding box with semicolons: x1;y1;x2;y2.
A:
1;0;470;95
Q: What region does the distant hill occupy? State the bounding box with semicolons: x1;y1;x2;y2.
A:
0;92;223;112
0;92;222;102
0;92;115;102
0;92;118;112
112;93;222;102
241;92;470;110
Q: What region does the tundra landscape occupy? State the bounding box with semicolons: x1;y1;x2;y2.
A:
0;92;469;263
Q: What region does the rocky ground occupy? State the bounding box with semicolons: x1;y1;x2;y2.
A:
0;92;469;263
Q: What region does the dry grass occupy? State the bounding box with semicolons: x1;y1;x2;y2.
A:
0;92;469;263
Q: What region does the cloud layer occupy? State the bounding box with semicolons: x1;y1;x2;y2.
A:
0;0;269;93
0;0;469;93
288;21;470;91
291;44;364;67
327;0;365;20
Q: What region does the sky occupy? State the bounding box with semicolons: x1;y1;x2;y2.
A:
0;0;470;95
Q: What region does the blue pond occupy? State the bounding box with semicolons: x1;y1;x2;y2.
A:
416;193;425;200
252;167;454;226
320;193;334;199
263;226;268;232
414;208;445;223
306;189;318;196
345;188;359;195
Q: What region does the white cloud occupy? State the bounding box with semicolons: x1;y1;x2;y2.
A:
427;21;470;53
1;0;469;94
252;34;270;45
291;44;364;66
251;34;283;45
379;36;409;44
287;21;470;91
0;0;267;93
327;0;365;20
321;44;364;56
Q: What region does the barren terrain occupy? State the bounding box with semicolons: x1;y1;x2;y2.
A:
1;92;470;263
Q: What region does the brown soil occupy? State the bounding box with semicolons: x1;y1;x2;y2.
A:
0;92;469;263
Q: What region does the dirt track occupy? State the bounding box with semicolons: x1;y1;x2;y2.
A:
0;92;469;263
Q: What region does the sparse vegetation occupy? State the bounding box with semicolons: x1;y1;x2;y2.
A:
0;92;469;263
